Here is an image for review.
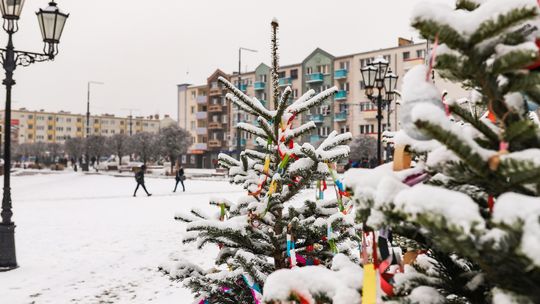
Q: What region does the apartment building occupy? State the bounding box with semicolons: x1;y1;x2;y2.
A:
0;108;171;144
177;38;468;168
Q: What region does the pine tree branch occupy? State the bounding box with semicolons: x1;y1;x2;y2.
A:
449;104;499;147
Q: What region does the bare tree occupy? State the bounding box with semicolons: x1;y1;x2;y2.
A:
158;125;192;173
128;132;158;165
65;137;85;161
107;134;129;166
349;135;377;161
85;135;109;164
47;143;62;163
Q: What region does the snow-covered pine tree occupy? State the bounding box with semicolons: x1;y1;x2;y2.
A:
264;0;540;303
161;19;354;303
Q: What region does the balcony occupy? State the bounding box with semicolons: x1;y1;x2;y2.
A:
209;88;221;96
208;139;222;148
196;95;207;104
310;135;321;143
196;127;207;135
334;69;348;79
254;82;266;90
334;112;347;122
309;114;324;123
278;77;292;87
195;112;207;120
193;143;207;150
239;84;247;92
306;73;324;83
335;90;347;101
208;122;222;129
240;138;247;146
362;110;377;120
208;104;223;112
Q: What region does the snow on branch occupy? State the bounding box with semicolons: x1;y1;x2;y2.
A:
286;87;338;115
237;122;267;138
219;77;273;119
263;254;363;304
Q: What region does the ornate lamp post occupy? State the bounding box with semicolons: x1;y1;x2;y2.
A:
0;0;68;270
383;69;398;161
360;57;398;165
235;47;257;158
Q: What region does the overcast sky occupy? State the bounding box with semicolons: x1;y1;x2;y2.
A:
5;0;453;120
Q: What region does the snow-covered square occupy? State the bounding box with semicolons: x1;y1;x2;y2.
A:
0;171;250;303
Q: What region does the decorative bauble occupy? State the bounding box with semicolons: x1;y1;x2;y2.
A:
400;65;446;141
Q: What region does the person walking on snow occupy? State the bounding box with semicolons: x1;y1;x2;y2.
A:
173;165;185;192
134;165;152;197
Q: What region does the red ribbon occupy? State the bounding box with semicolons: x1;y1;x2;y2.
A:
488;195;494;214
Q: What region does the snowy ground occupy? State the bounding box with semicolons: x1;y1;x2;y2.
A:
0;171;254;304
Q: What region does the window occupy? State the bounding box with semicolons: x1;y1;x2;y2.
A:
339;104;349;113
94;128;99;133
28;115;33;119
111;130;116;134
306;67;313;74
211;82;218;89
340;125;349;133
66;118;71;122
222;97;227;106
293;89;298;98
222;115;228;124
56;127;63;131
416;49;425;58
318;126;331;137
28;124;33;129
191;106;195;114
261;92;267;101
278;71;286;79
77;127;81;132
77;118;82;122
383;55;391;64
190;155;196;165
339;61;350;70
290;69;298;79
37;126;45;130
317;65;328;74
28;134;33;139
48;116;53;121
190;121;195;130
48;135;53;140
191;91;196;99
48;125;53;130
403;51;410;60
94;119;99;123
212;115;218;122
341;82;350;92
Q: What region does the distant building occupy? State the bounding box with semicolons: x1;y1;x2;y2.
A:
177;38;467;168
0;108;176;144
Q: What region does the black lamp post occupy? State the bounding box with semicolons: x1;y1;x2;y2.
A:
0;0;68;271
383;70;398;161
361;56;398;165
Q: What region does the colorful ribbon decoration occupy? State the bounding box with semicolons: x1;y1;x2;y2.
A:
488;195;495;214
286;233;297;267
327;222;338;254
242;274;263;304
361;232;377;304
327;163;350;213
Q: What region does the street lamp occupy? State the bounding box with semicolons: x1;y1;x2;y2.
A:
236;47;257;158
0;0;68;271
360;56;398;165
83;81;104;171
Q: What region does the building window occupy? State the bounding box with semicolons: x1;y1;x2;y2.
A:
48;116;53;120
340;125;349;133
190;155;195;165
293;89;298;98
28;124;33;129
403;51;410;60
77;118;82;122
290;69;298;79
190;121;195;130
341;82;350;92
383;55;391;64
94;119;99;123
28;134;33;139
28;115;33;119
48;125;53;130
339;61;350;70
318;126;331;137
191;106;195;114
278;71;286;78
48;135;53;140
94;128;99;133
77;127;81;132
222;115;228;124
306;67;312;75
416;49;425;58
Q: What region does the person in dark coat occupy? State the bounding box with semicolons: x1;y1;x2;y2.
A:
134;165;152;197
173;165;185;192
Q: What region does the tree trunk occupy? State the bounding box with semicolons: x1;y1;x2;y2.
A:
118;152;122;166
170;154;175;175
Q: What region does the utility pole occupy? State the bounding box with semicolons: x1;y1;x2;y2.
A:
237;47;257;158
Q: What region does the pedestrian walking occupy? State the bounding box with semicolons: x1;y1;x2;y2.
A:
134;165;152;197
173;165;186;192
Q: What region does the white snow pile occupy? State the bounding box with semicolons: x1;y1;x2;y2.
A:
395;184;485;236
492;192;540;267
263;254;362;304
408;286;445;304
